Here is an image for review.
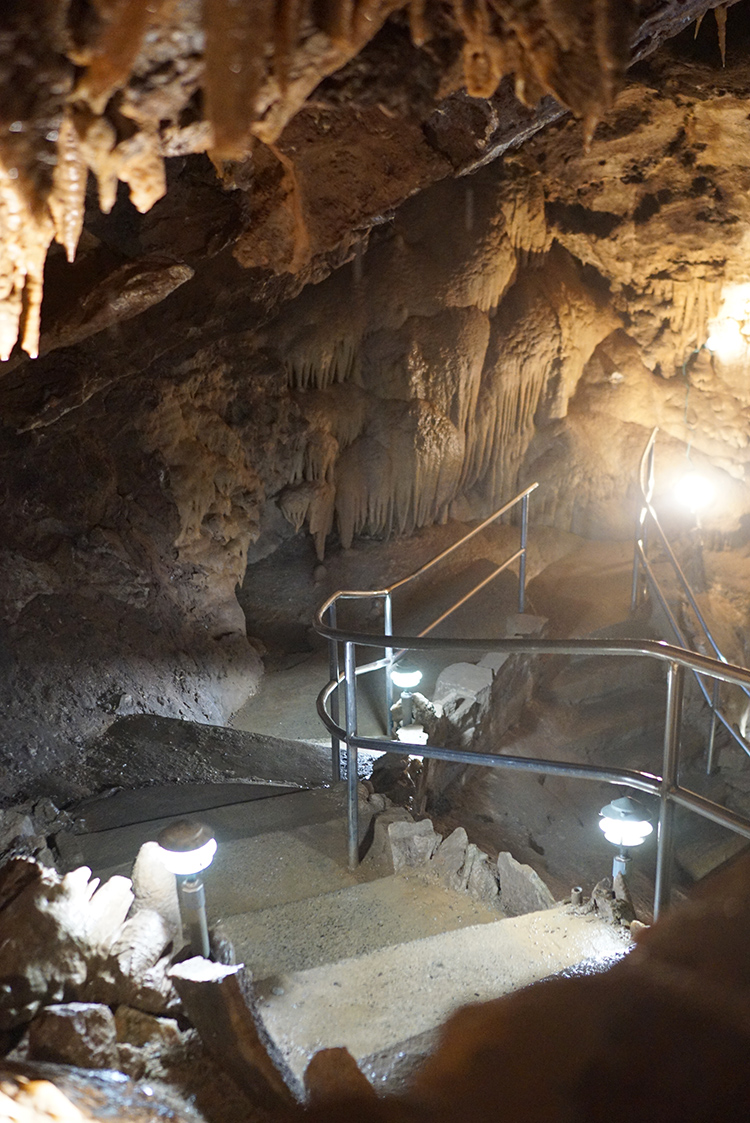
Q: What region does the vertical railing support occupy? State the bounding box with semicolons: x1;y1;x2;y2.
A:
344;641;359;870
518;493;529;614
630;510;645;613
632;431;657;614
384;593;394;735
328;603;341;782
706;678;720;776
654;660;684;919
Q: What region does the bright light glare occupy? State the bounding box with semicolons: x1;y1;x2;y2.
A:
391;666;422;689
396;724;429;745
704;323;742;355
674;471;715;513
599;816;653;848
157;836;217;876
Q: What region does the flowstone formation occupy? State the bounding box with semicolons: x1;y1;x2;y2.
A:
2;3;750;797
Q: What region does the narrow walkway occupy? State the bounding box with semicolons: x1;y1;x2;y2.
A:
232;523;619;744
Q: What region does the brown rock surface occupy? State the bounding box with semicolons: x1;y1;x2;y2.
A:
1;3;750;800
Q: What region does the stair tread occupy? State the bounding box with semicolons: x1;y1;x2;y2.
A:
255;904;631;1095
222;870;502;978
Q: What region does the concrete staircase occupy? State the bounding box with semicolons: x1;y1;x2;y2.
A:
56;780;631;1097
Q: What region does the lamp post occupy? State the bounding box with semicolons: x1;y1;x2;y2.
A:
390;660;423;728
598;796;653;881
156;819;217;959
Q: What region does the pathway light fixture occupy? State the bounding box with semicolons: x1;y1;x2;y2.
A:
391;660;422;728
598;796;653;881
156;819;216;959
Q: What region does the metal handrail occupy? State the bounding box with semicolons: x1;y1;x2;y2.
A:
312;617;750;920
320;484;538;781
631;427;750;772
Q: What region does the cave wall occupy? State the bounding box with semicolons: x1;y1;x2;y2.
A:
3;12;750;801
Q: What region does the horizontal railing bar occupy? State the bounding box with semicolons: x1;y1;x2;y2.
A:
386;485;538;597
313;703;662;794
669;786;750;841
313;624;750;690
417;550;524;639
316;484;539;621
317;690;750;838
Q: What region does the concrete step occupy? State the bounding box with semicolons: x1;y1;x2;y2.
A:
223;870;503;979
255;904;631;1096
56;787;388;913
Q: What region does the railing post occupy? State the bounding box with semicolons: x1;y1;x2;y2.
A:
518;493;529;614
630;510;644;613
344;641;359;870
328;603;341;782
706;678;720;776
654;660;684;920
384;593;394;735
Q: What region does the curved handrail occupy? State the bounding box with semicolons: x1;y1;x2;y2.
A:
313;616;750;921
314;625;750;686
632;427;750;769
315;467;750;920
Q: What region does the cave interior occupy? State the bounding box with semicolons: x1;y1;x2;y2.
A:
3;0;750;1116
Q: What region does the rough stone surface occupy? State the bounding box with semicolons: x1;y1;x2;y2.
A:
130;842;183;945
433;664;494;709
497;852;556;917
430;827;470;882
26;1002;118;1069
387;819;442;872
114;1006;196;1082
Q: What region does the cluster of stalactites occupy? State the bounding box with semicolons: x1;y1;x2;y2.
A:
0;0;639;363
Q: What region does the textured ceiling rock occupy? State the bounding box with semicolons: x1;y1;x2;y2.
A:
0;0;735;363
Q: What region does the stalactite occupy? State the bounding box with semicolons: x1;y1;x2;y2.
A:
453;0;506;99
73;0;173;115
48;111;87;264
408;0;429;47
287;333;362;390
0;0;642;362
203;0;276;159
0;164;54;362
715;4;728;67
274;0;306;89
668;278;723;354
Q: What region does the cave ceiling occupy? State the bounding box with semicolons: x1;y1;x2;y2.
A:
2;0;750;800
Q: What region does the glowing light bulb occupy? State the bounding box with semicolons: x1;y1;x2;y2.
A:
703;321;742;357
156;820;217;875
598;797;653;848
391;664;422;689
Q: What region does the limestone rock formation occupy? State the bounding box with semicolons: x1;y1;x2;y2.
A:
1;3;750;794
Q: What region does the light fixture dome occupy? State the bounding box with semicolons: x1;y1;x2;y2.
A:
599;796;653;849
156;820;217;876
391;661;422;690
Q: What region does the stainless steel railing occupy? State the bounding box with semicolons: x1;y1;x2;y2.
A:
322;484;538;783
631;427;750;773
313;618;750;921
